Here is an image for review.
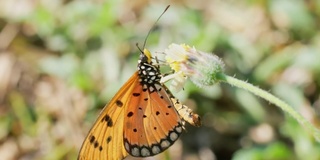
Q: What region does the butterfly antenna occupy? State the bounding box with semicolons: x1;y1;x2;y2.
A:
142;5;170;50
136;43;143;53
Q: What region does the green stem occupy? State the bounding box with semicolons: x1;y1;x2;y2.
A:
217;73;320;141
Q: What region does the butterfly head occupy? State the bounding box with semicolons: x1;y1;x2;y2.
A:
140;49;152;64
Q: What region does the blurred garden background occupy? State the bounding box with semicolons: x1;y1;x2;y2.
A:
1;0;320;159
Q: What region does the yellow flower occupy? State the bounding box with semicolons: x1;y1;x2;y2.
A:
161;43;224;90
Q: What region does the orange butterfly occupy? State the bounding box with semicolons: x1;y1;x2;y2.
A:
78;6;201;160
78;48;201;160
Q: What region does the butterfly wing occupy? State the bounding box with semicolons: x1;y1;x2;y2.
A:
78;48;198;159
123;82;183;157
78;73;140;160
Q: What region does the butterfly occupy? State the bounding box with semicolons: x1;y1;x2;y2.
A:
78;47;201;160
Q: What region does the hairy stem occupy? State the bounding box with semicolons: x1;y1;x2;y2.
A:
217;73;320;141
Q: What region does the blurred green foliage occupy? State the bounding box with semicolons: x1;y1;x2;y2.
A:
0;0;320;160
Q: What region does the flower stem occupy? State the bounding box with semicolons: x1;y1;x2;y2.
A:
216;73;320;141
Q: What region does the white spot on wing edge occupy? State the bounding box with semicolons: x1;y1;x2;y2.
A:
141;147;150;157
125;141;130;152
160;140;170;149
152;146;161;154
170;132;178;141
131;147;140;157
176;126;182;133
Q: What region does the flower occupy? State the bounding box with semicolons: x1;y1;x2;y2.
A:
160;43;224;91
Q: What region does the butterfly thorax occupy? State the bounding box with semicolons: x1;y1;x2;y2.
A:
137;50;161;93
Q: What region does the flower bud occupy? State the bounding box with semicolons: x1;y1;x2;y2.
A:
161;43;224;90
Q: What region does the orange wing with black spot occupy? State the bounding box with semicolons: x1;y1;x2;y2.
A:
78;73;139;160
123;82;183;157
78;48;201;159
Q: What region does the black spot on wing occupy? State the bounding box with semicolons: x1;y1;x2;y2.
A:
89;135;95;144
106;136;112;144
102;114;113;127
116;100;123;107
89;134;104;151
94;141;99;148
127;112;134;117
